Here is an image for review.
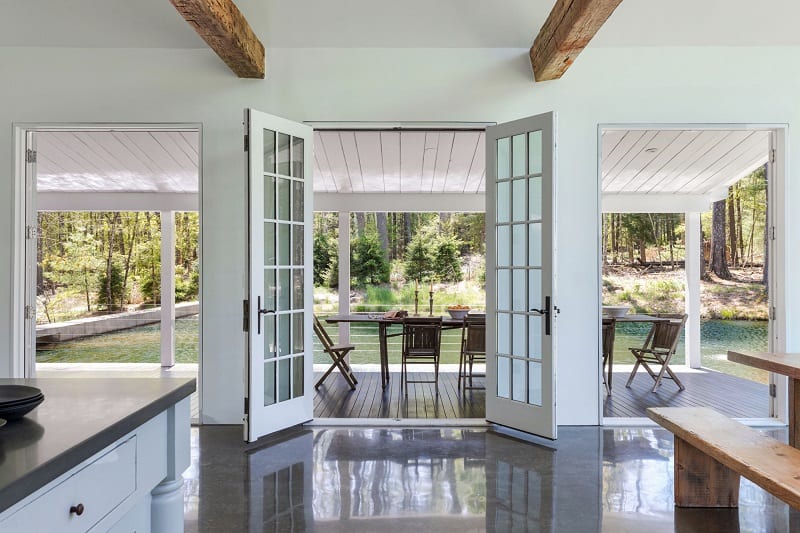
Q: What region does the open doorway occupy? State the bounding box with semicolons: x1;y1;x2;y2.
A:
598;125;781;421
13;125;202;422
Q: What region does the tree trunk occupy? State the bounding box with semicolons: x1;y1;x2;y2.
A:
727;189;738;267
711;199;731;279
355;213;366;238
403;213;412;250
376;212;389;255
735;189;744;263
439;212;451;233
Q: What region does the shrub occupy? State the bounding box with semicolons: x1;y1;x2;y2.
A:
95;259;125;311
433;234;463;283
313;232;336;286
351;234;390;286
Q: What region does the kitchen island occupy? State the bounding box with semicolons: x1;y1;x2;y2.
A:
0;377;195;532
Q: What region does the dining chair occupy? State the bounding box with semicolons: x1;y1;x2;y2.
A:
400;316;443;395
458;315;486;391
601;317;616;395
313;315;358;390
625;313;688;392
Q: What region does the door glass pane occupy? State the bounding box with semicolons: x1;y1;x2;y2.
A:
512;314;526;356
512;270;526;312
528;130;542;175
264;223;276;266
512;179;526;222
278;133;290;175
497;356;510;399
278;178;290;221
497;270;510;311
528;176;542;220
529;316;542;359
292;181;304;223
263;314;276;359
292;269;304;310
512;134;526;177
263;129;276;174
278;269;291;310
293;225;304;266
278;313;290;356
528;223;541;267
278;224;290;265
497;138;510;181
497;313;510;355
278;358;290;402
497;182;510;223
291;137;304;179
264;175;276;220
264;268;276;311
512;224;526;267
497;226;510;267
512;358;526;402
529;361;542;406
292;312;304;353
263;361;276;406
528;269;541;313
292;356;304;398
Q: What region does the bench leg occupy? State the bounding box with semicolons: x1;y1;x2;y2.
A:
790;378;800;448
674;436;740;507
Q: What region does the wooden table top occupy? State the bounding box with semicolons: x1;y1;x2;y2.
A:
604;313;668;323
325;314;481;327
727;350;800;379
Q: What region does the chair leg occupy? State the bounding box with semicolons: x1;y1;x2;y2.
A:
626;351;642;388
434;356;439;395
458;350;465;391
652;353;685;392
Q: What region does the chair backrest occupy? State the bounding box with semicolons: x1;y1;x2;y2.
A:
402;317;442;355
462;316;486;355
602;317;616;358
648;313;687;353
313;315;335;351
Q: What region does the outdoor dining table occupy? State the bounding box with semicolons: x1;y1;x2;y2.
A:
603;313;670;391
727;350;800;448
325;314;477;389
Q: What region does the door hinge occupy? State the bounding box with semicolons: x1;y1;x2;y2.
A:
24;305;34;320
244;134;249;152
771;148;776;164
771;226;776;241
25;225;37;240
244;397;249;415
769;383;777;397
26;149;36;164
770;306;776;321
243;299;250;332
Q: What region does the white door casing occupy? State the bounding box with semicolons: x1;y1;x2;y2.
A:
245;109;314;442
486;112;558;439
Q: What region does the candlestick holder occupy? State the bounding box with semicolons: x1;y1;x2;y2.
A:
414;289;420;316
429;291;434;317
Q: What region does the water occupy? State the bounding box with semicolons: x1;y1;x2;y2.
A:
36;316;199;364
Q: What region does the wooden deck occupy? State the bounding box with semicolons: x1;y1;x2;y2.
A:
314;371;485;419
604;368;769;418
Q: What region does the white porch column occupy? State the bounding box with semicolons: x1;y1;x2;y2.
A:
337;212;351;345
160;211;176;368
685;212;702;368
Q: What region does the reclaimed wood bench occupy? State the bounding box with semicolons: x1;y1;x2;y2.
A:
647;406;800;508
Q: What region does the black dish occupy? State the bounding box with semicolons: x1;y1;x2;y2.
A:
0;393;44;407
0;395;44;421
0;385;43;405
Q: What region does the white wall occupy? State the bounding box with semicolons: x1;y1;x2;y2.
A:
0;45;797;425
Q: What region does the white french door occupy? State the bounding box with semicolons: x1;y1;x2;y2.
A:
486;112;558;439
245;109;314;442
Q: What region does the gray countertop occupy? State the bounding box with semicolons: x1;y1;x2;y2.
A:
0;377;196;514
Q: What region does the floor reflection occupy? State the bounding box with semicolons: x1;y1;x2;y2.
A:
184;425;800;532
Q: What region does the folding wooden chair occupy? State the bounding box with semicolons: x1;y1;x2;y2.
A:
313;315;357;390
400;317;442;395
625;313;687;392
458;315;486;391
602;317;616;395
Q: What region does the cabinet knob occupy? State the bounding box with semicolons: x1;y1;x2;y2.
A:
69;503;85;516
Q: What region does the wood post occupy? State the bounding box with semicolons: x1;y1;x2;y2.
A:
161;211;176;368
338;212;351;347
674;436;740;507
685;212;701;368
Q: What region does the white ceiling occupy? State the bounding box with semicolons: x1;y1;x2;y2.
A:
314;130;485;194
601;129;769;197
36;131;199;193
4;0;800;49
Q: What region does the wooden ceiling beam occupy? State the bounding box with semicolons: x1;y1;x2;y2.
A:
530;0;622;82
169;0;265;79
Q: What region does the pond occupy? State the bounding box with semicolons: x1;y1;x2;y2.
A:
36;315;199;364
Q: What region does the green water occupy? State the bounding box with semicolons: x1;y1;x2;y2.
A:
36;316;199;363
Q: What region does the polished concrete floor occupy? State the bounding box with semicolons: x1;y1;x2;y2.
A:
183;425;800;532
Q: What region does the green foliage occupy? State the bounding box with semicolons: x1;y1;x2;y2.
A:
403;232;437;282
313;232;336;286
351;233;390;286
175;263;199;302
433;234;463;282
95;258;125;311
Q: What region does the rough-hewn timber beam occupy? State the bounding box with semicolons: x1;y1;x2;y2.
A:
530;0;622;82
169;0;265;78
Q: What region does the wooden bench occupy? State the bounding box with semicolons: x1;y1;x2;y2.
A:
647;406;800;508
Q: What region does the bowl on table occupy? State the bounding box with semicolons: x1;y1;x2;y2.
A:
447;306;471;320
603;305;631;318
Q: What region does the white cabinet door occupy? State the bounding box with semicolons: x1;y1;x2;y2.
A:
486;112;558;439
245;109;313;442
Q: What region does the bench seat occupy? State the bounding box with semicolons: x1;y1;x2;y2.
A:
648;406;800;509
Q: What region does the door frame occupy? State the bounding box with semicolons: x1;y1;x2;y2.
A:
596;122;788;426
11;122;204;413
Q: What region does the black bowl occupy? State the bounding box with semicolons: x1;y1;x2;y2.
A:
0;385;43;405
0;395;44;421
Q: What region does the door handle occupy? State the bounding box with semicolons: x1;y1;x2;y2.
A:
530;296;552;336
257;296;275;335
